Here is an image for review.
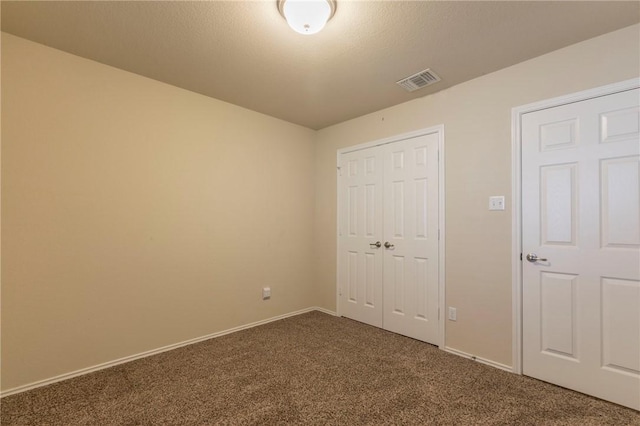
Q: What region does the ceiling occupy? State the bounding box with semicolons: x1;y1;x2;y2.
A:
2;1;639;130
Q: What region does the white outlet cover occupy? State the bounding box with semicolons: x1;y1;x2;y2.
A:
448;307;457;321
489;196;505;211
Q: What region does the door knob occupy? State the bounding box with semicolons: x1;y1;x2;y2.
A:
384;242;395;249
526;253;547;263
369;241;381;248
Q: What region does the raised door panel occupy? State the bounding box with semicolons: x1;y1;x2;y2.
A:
601;278;640;376
539;272;579;360
600;156;640;248
540;164;578;246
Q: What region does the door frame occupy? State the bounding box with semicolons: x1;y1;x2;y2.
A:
336;125;446;349
510;78;640;374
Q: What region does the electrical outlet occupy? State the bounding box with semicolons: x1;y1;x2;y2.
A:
448;307;457;321
489;196;505;211
262;287;271;300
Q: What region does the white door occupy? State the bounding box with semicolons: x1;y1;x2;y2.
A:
338;145;384;328
382;136;440;343
521;88;640;410
338;133;440;345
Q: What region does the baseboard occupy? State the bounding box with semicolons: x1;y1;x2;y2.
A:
0;306;335;398
444;347;514;373
313;306;337;316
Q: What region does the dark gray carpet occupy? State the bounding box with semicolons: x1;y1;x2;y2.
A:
1;311;639;425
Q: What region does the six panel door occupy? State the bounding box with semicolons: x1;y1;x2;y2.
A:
338;145;384;328
521;88;640;410
382;134;440;343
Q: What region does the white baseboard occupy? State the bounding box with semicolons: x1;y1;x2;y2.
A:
444;347;514;373
0;307;335;398
313;306;337;316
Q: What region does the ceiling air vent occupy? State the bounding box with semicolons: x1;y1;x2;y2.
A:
396;69;441;92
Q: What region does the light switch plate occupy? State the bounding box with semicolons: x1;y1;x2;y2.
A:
489;196;505;211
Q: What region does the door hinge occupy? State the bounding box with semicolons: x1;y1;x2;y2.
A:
520;253;523;261
337;166;342;177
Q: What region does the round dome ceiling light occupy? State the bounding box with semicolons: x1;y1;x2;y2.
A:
277;0;337;35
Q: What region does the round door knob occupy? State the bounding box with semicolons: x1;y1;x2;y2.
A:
384;242;395;249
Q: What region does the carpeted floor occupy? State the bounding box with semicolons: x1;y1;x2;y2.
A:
1;311;639;425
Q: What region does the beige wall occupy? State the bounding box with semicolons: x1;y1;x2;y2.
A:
313;24;640;366
1;33;316;391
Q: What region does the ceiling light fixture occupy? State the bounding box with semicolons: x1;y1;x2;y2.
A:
277;0;337;35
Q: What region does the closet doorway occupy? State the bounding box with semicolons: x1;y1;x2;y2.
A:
337;127;444;346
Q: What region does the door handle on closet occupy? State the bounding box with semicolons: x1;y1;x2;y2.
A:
526;253;547;263
369;241;382;248
384;242;395;249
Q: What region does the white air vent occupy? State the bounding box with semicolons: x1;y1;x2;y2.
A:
396;69;441;92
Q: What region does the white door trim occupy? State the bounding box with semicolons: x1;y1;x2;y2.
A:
336;125;446;349
510;78;640;374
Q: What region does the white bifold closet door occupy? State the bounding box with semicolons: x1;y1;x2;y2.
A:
521;88;640;410
338;133;439;345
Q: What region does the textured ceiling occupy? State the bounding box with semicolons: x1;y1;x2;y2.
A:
2;1;639;129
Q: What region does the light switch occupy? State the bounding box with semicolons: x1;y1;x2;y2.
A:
489;196;505;211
